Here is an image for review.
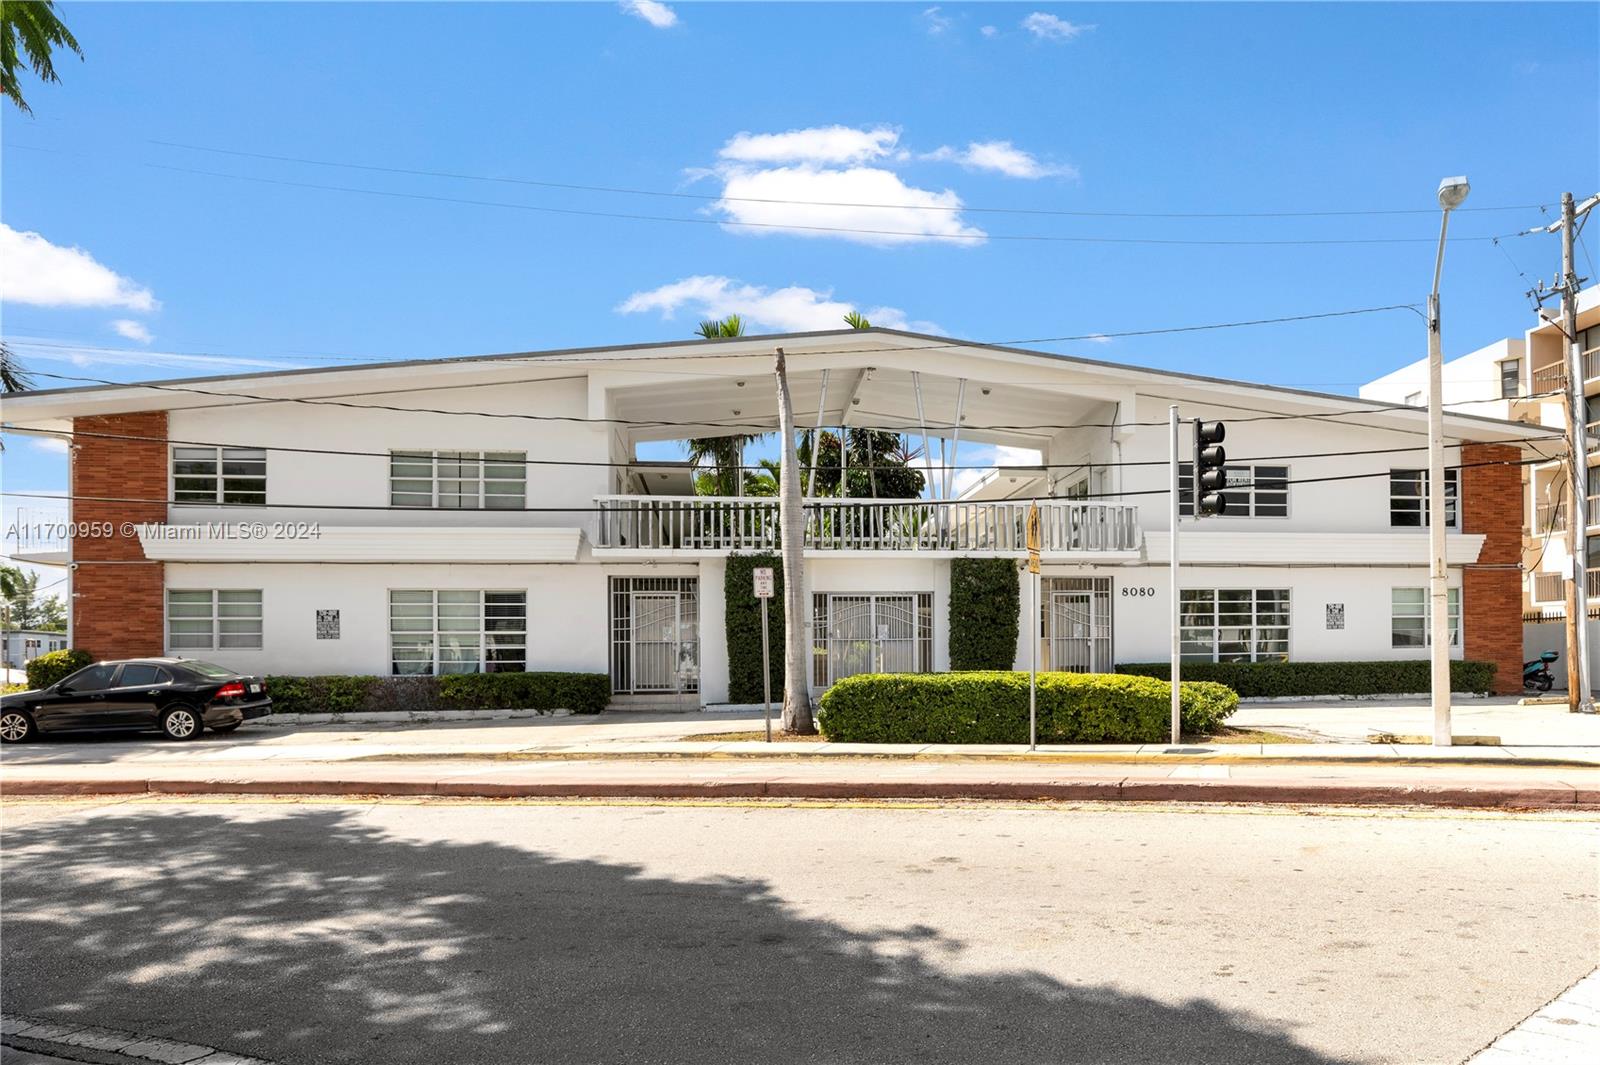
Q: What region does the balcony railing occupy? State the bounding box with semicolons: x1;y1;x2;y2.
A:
592;496;1143;554
1530;346;1600;394
1536;493;1600;532
1533;571;1600;602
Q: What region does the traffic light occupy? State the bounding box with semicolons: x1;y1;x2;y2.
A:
1193;421;1228;517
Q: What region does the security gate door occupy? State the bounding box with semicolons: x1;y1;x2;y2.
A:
820;594;918;685
1049;591;1098;673
630;592;691;692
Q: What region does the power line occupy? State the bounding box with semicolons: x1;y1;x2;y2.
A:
2;302;1431;372
145;162;1533;248
139;139;1555;221
0;454;1548;514
1;423;1479;474
11;367;1567;439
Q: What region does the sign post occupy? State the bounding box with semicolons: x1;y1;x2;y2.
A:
753;566;775;742
1026;504;1042;751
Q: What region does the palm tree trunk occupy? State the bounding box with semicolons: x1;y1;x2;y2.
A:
773;347;815;733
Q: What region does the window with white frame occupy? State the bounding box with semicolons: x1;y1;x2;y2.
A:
167;590;263;650
172;447;267;505
1179;588;1290;662
1391;587;1461;647
1389;469;1458;528
390;451;527;509
811;592;933;686
1178;465;1288;517
389;590;526;675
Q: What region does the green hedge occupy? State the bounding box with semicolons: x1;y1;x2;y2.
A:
816;671;1238;744
1115;660;1497;697
263;672;609;715
725;553;785;704
25;648;93;690
948;558;1020;671
437;672;609;714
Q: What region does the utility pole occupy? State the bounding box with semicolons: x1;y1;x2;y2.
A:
773;348;815;733
1559;192;1595;712
1528;191;1599;712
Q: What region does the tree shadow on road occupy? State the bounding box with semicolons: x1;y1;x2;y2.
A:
1;805;1355;1064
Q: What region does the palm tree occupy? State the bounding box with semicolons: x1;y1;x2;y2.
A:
843;311;871;330
687;315;765;495
773;347;814;733
2;1;82;115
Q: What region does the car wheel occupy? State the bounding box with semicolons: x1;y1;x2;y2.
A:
210;723;240;734
0;710;37;744
160;705;203;741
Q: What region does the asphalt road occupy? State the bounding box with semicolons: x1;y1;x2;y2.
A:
2;799;1595;1065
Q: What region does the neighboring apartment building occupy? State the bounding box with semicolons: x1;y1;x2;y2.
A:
0;329;1548;704
1363;285;1600;684
1;629;69;668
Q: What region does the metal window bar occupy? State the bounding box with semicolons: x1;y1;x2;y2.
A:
811;592;933;687
1041;578;1113;673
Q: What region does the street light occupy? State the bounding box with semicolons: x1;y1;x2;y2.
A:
1427;175;1468;747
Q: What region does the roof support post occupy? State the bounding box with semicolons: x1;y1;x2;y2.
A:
945;378;968;500
912;371;936;500
806;368;831;499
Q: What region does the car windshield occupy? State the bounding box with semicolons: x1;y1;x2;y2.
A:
180;661;238;679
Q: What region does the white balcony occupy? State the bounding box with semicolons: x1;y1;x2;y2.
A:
591;496;1143;558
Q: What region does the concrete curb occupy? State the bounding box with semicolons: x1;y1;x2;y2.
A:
340;747;1600;770
5;774;1596;809
252;708;572;726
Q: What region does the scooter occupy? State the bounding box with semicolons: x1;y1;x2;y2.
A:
1523;650;1559;692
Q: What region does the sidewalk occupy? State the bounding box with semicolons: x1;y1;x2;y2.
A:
5;752;1597;809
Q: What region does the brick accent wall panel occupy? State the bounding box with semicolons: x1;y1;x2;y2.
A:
71;412;168;660
1460;442;1524;694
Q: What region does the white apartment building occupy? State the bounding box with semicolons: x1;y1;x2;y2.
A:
1;328;1549;705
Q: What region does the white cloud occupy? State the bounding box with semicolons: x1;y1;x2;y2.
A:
111;319;153;344
951;444;1044;497
714;164;985;245
926;140;1076;180
0;224;158;311
620;0;677;29
29;436;70;455
1082;333;1112;344
922;6;952;34
719;126;900;167
617;275;942;335
980;25;998;38
1021;13;1090;41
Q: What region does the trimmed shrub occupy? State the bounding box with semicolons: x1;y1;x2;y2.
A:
1115;660;1497;698
816;671;1238;744
262;672;608;715
262;675;378;715
725;553;785;704
438;672;609;714
25;648;93;691
948;558;1020;670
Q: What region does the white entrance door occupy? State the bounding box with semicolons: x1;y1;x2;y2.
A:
630;592;689;692
1050;591;1098;673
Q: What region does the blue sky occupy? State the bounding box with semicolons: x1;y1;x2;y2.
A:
2;1;1598;517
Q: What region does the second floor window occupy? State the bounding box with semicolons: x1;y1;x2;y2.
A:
1389;469;1457;528
1500;359;1521;399
390;451;527;509
173;447;266;505
1179;465;1288;517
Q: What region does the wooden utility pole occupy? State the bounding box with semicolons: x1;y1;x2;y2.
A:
1558;192;1596;712
773;348;815;733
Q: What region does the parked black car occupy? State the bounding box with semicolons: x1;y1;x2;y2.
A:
0;658;271;743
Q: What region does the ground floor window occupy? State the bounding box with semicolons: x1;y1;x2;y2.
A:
167;589;263;650
1391;587;1461;647
811;592;934;687
1042;577;1113;672
1180;588;1290;662
389;590;527;675
609;577;699;694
